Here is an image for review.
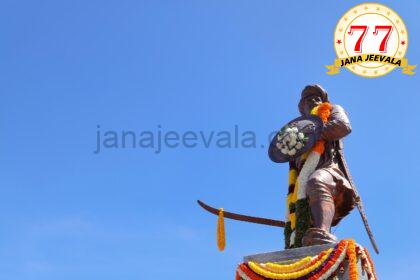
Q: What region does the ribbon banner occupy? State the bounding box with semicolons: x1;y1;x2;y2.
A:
326;54;416;75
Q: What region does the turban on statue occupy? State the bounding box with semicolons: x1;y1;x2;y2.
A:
298;84;329;115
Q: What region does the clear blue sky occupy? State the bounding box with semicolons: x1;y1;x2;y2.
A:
0;1;418;279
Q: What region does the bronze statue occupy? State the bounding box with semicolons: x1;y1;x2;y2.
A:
269;85;355;246
198;84;378;254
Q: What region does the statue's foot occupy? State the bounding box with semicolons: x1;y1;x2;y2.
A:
301;228;338;246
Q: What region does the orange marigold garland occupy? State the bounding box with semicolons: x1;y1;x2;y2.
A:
238;263;265;280
304;249;330;269
307;240;348;280
235;270;241;280
317;102;332;123
363;247;378;279
347;239;359;280
311;140;326;155
236;240;377;280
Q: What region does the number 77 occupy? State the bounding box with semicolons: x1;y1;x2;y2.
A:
348;25;369;52
348;25;393;53
372;25;393;52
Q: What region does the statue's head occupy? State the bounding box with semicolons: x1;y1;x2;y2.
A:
298;85;329;115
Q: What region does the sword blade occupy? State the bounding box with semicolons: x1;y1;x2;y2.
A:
357;201;380;254
197;200;285;228
336;148;380;254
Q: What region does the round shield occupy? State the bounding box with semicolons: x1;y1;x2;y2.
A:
268;115;324;163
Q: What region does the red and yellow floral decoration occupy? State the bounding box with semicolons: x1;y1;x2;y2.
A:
235;239;377;280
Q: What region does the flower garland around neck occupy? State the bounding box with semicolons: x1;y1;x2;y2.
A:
284;102;332;248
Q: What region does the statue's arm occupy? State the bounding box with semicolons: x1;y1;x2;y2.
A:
321;104;352;140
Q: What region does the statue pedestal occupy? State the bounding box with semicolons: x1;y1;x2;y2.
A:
238;243;373;279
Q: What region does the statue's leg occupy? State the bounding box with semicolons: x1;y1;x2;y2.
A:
302;169;338;246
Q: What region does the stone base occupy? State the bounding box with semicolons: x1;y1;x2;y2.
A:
243;243;370;279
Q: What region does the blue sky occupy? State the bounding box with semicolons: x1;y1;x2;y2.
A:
0;1;418;279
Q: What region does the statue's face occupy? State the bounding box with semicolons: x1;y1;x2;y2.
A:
302;95;322;115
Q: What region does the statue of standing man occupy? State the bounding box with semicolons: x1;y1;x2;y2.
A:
269;85;356;248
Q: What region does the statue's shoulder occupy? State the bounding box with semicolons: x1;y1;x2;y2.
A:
330;104;350;117
331;103;345;110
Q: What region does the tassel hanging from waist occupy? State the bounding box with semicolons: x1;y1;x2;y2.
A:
217;208;226;251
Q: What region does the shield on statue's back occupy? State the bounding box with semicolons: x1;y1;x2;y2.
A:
268;115;324;163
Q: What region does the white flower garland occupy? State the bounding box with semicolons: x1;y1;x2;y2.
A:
297;151;321;200
289;149;322;244
290;231;296;246
284;102;332;248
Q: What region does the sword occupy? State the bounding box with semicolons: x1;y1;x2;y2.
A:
197;200;285;228
336;146;380;254
198;144;380;254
